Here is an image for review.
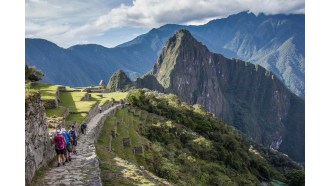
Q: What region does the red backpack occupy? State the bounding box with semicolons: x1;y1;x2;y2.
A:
54;134;65;150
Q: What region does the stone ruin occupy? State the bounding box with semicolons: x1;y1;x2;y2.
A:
122;138;131;147
58;86;66;92
133;146;144;154
80;93;91;101
99;80;105;88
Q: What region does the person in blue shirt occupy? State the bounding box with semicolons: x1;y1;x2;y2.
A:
61;128;72;162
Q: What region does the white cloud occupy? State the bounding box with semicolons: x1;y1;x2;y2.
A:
93;0;304;28
25;0;304;47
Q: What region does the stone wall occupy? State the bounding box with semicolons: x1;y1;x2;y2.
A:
61;106;70;118
42;99;58;109
100;100;113;111
80;93;91;101
92;104;124;142
83;103;100;123
25;92;55;184
58;86;66;92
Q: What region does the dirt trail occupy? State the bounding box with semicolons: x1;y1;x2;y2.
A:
36;104;123;186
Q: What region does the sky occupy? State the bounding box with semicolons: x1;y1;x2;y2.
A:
26;0;305;48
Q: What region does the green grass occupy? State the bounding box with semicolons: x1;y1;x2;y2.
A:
27;82;60;100
96;112;134;185
90;92;128;107
59;92;96;112
65;113;87;125
45;107;66;118
108;92;128;101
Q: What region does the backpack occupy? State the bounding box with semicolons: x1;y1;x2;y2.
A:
54;135;65;150
70;130;77;140
62;132;71;143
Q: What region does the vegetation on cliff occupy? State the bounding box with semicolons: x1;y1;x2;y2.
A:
96;88;303;185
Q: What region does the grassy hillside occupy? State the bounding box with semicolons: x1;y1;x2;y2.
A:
96;109;171;185
96;89;303;185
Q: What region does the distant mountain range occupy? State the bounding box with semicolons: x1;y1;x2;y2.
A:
26;11;305;97
109;29;305;162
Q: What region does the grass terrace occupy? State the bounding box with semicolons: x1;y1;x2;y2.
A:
59;92;96;112
26;82;60;100
108;92;128;101
45;107;66;118
90;92;128;106
65;113;88;125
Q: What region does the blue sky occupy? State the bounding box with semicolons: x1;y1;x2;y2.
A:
26;0;305;48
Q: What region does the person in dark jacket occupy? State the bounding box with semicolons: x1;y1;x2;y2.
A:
81;123;87;134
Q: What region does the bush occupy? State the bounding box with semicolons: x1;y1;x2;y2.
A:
286;169;305;186
25;65;44;82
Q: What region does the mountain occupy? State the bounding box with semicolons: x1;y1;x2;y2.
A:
25;39;152;86
26;12;304;97
119;12;305;97
133;30;304;162
106;69;133;91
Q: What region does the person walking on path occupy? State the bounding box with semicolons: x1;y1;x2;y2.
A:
61;128;72;162
69;126;78;155
53;129;66;167
80;123;87;134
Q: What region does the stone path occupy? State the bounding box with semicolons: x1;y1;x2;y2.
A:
36;104;123;186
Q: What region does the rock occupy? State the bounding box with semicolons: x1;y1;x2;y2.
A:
25;92;55;184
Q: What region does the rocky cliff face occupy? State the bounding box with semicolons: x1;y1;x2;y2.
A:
25;92;55;184
106;70;133;91
139;30;304;162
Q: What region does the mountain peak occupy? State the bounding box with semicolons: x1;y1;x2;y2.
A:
175;29;192;37
106;69;132;91
168;29;196;45
151;30;210;88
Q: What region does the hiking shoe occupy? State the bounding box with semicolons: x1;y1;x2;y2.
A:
65;159;69;163
69;157;71;161
63;162;65;166
57;163;60;167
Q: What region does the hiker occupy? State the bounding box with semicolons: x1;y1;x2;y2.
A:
99;107;102;113
81;123;87;134
61;128;72;162
53;129;66;167
69;126;78;155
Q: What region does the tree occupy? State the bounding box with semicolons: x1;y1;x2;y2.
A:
286;169;305;186
25;65;44;82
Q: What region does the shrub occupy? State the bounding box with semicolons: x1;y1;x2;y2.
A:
25;65;44;82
